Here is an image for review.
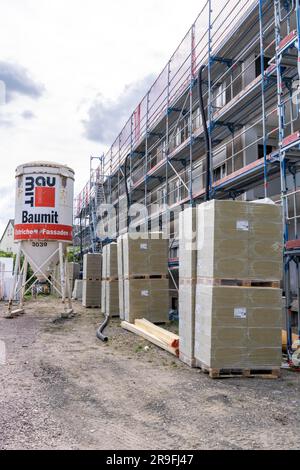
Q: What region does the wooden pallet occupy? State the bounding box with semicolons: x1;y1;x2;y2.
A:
125;274;169;280
201;366;280;380
83;305;101;309
179;278;197;286
197;278;280;288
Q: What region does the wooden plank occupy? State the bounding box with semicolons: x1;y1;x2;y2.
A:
121;321;179;357
135;319;179;348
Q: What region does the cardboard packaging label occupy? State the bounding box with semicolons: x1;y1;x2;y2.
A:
234;308;247;319
236;220;249;231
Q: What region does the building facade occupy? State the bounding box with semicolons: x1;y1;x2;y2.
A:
0;220;16;255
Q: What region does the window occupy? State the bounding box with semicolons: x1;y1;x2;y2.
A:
255;55;271;78
213;82;226;109
258;144;273;159
175;180;181;203
213;164;226;182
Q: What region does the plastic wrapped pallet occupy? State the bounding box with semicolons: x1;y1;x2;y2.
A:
122;233;168;278
124;279;169;324
82;254;102;308
52;265;61;298
197;200;283;281
117;235;125;320
101;280;107;314
195;285;282;370
106;243;118;279
102;245;108;280
82;280;101;308
105;280;119;317
179;208;197;367
72;279;83;300
67;262;80;291
83;253;102;280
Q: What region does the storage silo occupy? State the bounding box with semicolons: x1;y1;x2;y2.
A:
6;161;75;318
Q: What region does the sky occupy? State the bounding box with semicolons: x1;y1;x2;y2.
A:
0;0;204;235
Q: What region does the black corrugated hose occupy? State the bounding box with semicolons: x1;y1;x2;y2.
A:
198;64;211;202
124;153;131;229
96;314;110;342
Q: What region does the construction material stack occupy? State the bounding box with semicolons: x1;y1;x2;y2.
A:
179;207;197;367
117;235;125;320
67;262;80;293
82;253;102;308
72;280;83;301
118;233;169;324
194;200;283;378
101;243;119;317
52;265;60;298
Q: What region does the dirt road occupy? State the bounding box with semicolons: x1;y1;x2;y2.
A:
0;297;299;450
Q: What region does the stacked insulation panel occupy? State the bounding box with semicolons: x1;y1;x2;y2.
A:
82;253;102;308
179;208;197;367
101;243;119;317
118;233;169;324
66;262;80;292
194;200;283;373
52;264;61;298
72;279;83;301
117;235;125;320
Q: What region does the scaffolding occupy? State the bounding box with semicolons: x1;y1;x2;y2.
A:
74;0;300;356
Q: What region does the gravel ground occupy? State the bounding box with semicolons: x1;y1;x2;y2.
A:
0;297;299;450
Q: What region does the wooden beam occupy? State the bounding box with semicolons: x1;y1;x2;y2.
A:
122;321;179;357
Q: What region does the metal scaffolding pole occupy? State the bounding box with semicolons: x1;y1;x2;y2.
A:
259;0;269;198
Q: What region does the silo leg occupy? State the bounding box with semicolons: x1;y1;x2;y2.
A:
5;244;22;318
59;242;73;317
19;258;28;311
64;257;73;314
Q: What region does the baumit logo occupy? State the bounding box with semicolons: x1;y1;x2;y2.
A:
25;176;56;208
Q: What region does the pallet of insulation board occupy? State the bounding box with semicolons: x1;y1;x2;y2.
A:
82;280;101;308
122;233;169;279
178;207;198;368
124;278;169;324
72;279;83;300
83;253;102;281
66;262;80;291
195;285;283;376
122;319;179;357
117;235;125;320
101;280;119;317
197;200;283;282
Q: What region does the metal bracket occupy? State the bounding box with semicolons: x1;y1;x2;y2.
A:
167;107;188;115
211;55;234;68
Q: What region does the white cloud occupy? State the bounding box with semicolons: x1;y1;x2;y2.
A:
0;61;44;102
83;74;155;144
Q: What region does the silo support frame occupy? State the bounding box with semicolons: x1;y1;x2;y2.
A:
5;243;73;318
59;242;73;315
5;244;23;318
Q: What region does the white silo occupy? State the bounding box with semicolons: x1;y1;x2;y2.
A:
6;161;75;318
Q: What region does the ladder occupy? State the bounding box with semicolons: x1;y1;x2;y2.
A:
89;156;107;253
